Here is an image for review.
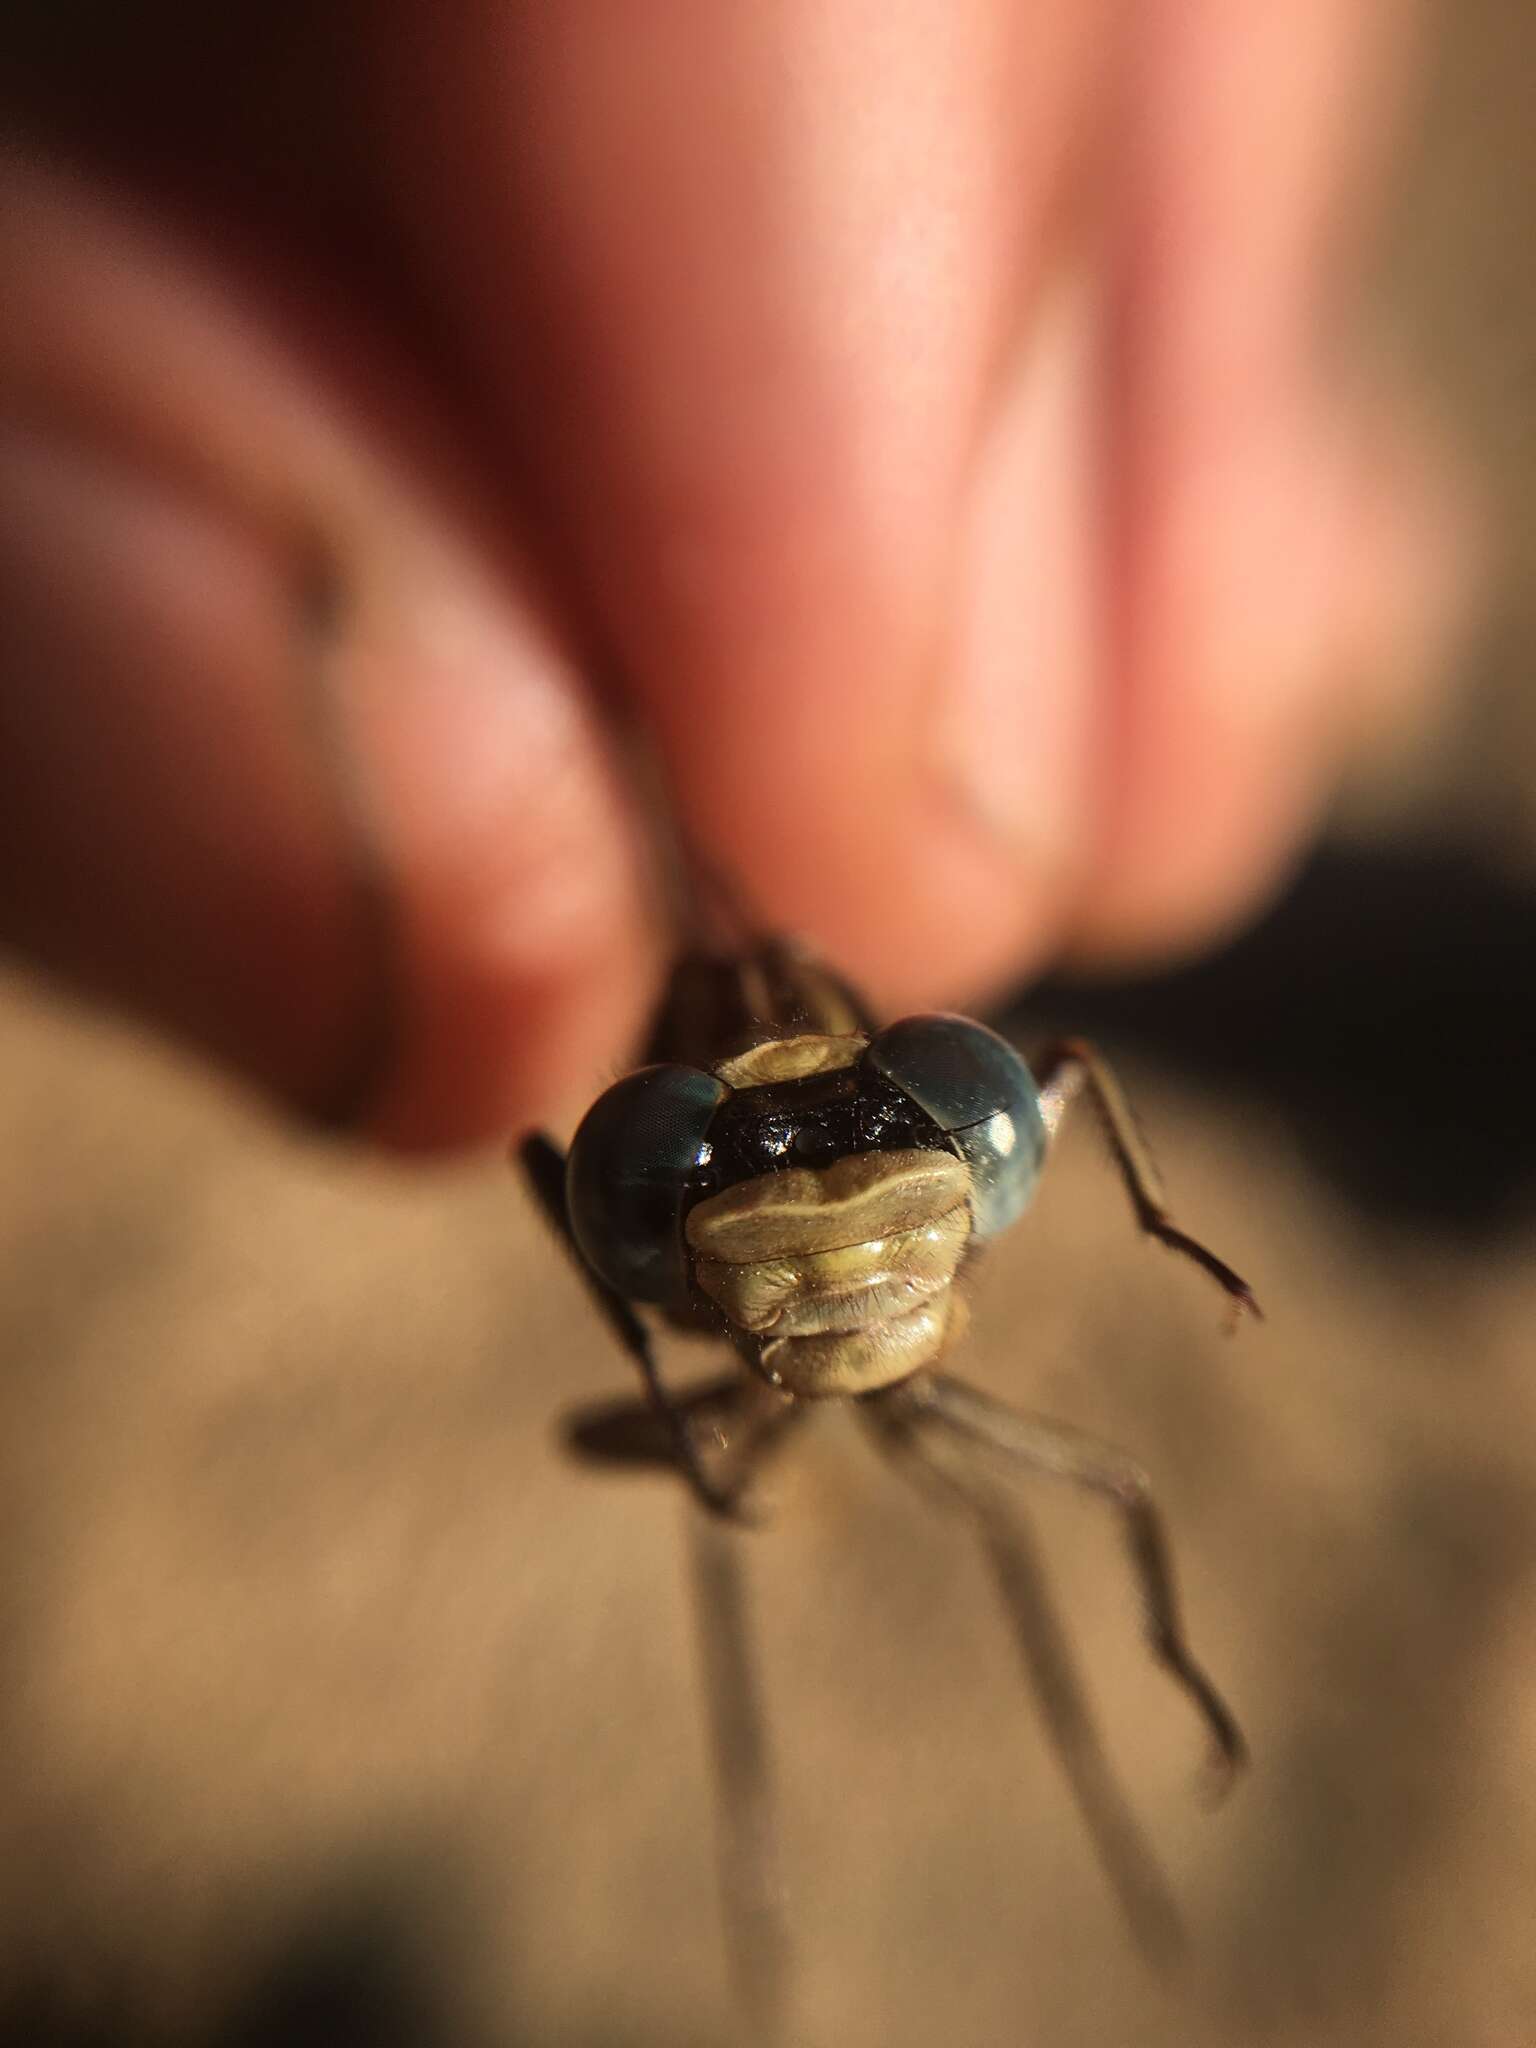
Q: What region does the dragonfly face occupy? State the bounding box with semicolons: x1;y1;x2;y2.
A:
566;1015;1047;1396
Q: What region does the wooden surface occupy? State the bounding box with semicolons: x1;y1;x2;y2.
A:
1;961;1533;2047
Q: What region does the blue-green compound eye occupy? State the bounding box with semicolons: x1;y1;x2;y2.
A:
865;1015;1046;1241
566;1065;730;1304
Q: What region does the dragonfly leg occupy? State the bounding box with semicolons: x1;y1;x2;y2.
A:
519;1132;746;1519
1033;1037;1260;1324
894;1371;1246;1800
861;1382;1185;1963
565;1375;805;1527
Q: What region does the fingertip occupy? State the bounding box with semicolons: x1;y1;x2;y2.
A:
1071;380;1375;964
352;643;671;1155
1070;357;1483;970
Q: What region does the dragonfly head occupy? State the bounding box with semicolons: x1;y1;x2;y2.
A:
565;1015;1045;1389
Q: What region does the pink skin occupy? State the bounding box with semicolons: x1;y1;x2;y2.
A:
0;3;1475;1149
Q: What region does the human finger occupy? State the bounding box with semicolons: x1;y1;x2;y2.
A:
0;151;655;1148
1079;0;1475;957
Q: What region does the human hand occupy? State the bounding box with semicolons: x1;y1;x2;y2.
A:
0;3;1475;1147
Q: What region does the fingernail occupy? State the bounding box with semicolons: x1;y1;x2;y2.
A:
1173;399;1346;744
1338;377;1486;721
1068;380;1358;962
938;267;1098;882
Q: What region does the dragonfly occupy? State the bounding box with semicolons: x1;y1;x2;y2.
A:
518;915;1257;2033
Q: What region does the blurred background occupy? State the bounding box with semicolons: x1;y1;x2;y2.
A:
2;5;1535;2044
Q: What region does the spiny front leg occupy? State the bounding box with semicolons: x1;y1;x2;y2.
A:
1033;1038;1260;1325
900;1371;1246;1801
860;1384;1187;1964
